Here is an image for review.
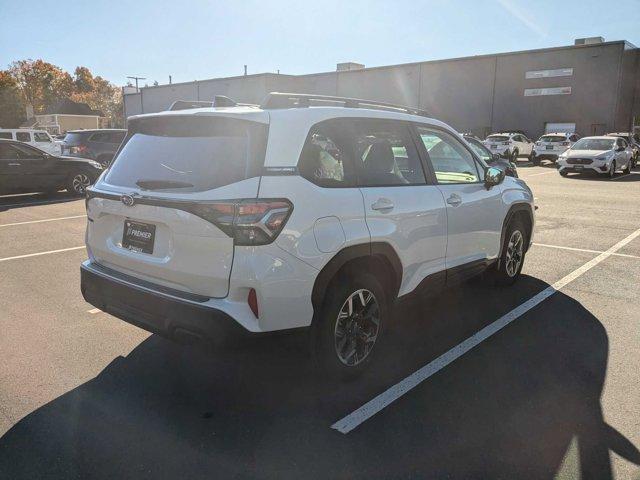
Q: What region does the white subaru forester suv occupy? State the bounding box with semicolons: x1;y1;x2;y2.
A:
81;93;535;377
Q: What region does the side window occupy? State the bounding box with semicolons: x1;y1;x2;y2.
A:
0;132;12;139
0;144;20;159
417;127;481;184
34;132;51;142
16;132;31;142
298;122;353;187
13;143;42;158
353;120;426;186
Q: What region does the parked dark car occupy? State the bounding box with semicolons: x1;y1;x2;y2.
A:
61;129;126;167
0;139;103;195
462;134;518;178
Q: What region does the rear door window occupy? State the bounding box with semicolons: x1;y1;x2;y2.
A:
104;117;268;192
0;132;12;139
16;132;31;142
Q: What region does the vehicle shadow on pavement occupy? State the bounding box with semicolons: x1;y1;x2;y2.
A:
1;276;638;479
0;192;79;212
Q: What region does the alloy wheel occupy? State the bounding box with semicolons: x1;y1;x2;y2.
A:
334;289;380;367
72;173;91;194
505;230;524;278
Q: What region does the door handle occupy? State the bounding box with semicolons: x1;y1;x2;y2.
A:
8;162;21;166
446;194;462;206
371;198;394;211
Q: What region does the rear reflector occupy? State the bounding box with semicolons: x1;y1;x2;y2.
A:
248;288;259;318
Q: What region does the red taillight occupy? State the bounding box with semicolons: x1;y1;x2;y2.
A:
191;199;292;246
248;288;259;318
70;145;88;155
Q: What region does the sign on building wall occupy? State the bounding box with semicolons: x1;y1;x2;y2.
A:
525;68;573;79
524;86;572;97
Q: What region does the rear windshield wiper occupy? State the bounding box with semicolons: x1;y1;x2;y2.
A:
135;179;194;190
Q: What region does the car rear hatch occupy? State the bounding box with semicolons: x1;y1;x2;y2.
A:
538;135;568;151
85;112;269;298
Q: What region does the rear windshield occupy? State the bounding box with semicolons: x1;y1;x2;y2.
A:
572;138;615;151
539;135;566;142
486;135;508;142
104;117;268;192
63;132;89;144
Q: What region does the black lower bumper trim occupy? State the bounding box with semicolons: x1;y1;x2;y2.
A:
80;262;255;345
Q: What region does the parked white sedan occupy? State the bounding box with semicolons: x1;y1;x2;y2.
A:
557;136;634;178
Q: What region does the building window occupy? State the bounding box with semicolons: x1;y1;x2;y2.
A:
525;68;573;79
524;87;572;97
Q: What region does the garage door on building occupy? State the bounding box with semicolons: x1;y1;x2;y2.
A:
545;122;576;134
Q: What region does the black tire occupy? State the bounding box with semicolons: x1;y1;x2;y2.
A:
559;170;568;177
532;154;541;166
608;160;616;179
491;218;527;286
528;151;535;162
66;171;94;195
623;159;631;174
511;149;519;163
312;270;388;379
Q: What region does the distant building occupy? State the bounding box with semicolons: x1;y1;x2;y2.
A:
124;38;640;139
21;99;109;134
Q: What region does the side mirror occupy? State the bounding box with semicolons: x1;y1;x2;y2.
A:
485;166;505;188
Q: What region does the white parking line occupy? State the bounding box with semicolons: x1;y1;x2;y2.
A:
0;246;85;263
0;215;87;228
331;226;640;434
533;242;640;260
87;308;102;314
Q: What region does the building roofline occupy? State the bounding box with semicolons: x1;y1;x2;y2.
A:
127;72;296;94
123;39;635;96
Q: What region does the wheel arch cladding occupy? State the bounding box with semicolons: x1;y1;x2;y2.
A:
310;242;402;314
501;203;533;256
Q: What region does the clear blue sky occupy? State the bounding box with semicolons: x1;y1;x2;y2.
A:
1;0;639;86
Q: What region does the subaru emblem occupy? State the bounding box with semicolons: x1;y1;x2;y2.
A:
121;194;135;207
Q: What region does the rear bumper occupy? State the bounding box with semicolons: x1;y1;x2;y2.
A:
81;260;256;345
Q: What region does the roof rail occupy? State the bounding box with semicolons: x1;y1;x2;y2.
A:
260;92;430;117
168;96;259;111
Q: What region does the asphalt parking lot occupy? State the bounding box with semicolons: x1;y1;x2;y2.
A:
0;163;639;480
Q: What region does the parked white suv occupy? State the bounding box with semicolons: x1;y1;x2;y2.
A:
0;129;61;155
483;132;534;162
557;136;634;178
532;132;580;165
81;93;535;377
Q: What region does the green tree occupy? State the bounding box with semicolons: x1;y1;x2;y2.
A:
0;71;26;128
